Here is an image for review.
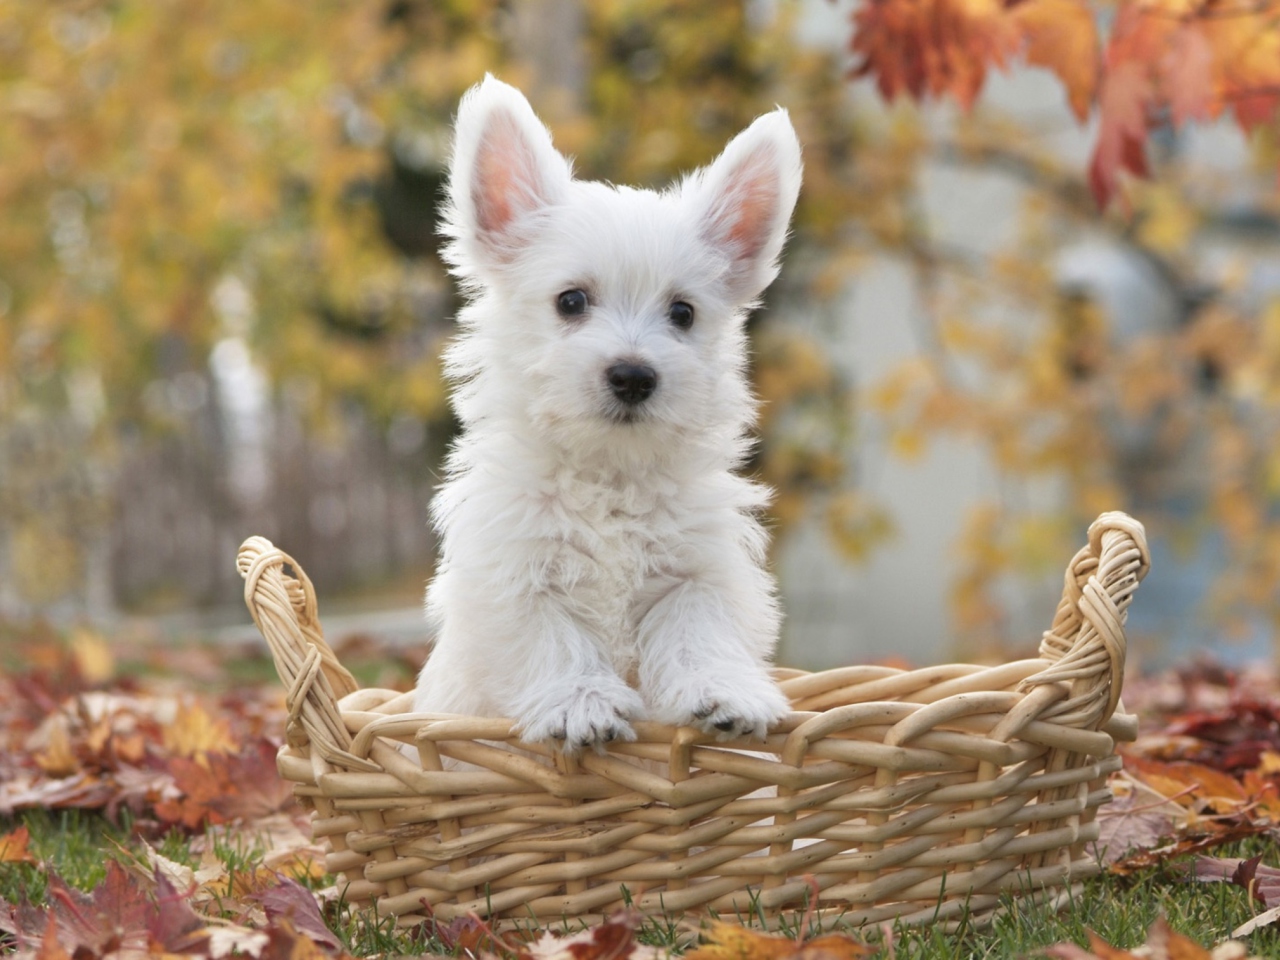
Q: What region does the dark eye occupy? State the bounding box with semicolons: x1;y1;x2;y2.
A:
556;289;588;318
669;301;694;330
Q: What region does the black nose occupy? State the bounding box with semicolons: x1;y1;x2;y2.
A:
606;362;657;405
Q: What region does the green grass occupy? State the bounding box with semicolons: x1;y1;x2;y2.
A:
1;809;134;904
4;809;1280;959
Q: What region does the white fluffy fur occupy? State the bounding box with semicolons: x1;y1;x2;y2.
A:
413;75;804;753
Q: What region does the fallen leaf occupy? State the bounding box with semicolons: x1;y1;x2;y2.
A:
683;921;872;960
1108;819;1267;876
251;878;343;953
1121;754;1248;811
512;912;666;960
146;870;211;955
14;860;155;957
684;921;798;960
1194;855;1280;907
790;934;877;960
257;921;356;960
1044;917;1218;960
207;925;271;959
0;826;35;864
1233;903;1280;937
163;700;238;764
31;715;80;778
69;629;114;686
156;739;294;830
1092;781;1183;863
35;916;71;960
1141;917;1214;960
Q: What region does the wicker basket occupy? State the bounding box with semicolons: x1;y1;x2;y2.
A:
237;511;1147;932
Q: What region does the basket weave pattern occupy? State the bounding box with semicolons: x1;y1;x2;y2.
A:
238;512;1147;930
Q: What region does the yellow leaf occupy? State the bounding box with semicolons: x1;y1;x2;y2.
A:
70;628;114;685
163;700;238;764
890;428;926;460
1133;184;1198;255
34;714;80;777
683;922;797;960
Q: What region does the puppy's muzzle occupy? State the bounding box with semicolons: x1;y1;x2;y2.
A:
605;362;657;406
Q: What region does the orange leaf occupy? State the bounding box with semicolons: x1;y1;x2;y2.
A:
684;922;798;960
1122;754;1248;809
1202;7;1280;130
1047;918;1214;959
0;826;36;863
684;922;872;960
1143;917;1213;960
1011;0;1100;121
792;934;876;960
37;917;71;960
1085;929;1143;959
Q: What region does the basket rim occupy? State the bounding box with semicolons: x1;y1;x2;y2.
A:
238;510;1148;765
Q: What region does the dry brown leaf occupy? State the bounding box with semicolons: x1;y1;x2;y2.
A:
520;913;662;960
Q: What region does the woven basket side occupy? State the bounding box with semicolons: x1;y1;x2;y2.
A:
240;511;1147;931
1020;511;1149;730
237;536;373;772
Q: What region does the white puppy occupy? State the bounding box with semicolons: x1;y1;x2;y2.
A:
413;76;802;754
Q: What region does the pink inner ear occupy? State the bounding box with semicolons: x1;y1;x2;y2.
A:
472;111;544;238
725;171;779;262
710;148;781;266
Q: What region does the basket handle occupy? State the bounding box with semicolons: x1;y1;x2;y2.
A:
1019;511;1150;727
237;536;375;771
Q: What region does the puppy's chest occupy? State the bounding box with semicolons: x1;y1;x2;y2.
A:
544;479;686;650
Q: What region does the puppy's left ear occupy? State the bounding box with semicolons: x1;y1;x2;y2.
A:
688;110;803;302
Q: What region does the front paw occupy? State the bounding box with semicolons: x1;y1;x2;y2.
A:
517;681;645;754
662;671;789;741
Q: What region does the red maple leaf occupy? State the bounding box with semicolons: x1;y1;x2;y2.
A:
1089;58;1152;208
851;0;1022;110
155;739;294;830
250;879;343;953
1162;25;1216;126
0;861;152;956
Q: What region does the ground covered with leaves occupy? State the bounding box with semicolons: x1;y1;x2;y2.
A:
5;630;1280;960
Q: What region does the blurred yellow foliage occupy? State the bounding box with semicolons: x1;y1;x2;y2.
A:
8;522;82;606
70;627;114;685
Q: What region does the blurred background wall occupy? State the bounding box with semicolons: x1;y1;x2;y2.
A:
4;0;1280;668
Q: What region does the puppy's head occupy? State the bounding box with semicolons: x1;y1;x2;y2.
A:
441;76;802;454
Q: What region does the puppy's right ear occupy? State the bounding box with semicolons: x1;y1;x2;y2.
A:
444;75;571;269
